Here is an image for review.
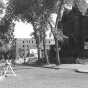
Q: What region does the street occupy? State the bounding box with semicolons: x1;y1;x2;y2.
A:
0;65;88;88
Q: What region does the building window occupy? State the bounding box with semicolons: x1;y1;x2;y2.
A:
23;45;24;47
29;40;30;43
32;41;33;43
49;41;51;44
23;41;24;43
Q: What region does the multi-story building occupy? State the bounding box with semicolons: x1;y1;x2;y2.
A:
16;38;55;58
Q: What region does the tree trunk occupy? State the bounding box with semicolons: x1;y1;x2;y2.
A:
36;38;41;61
43;35;49;64
48;21;60;65
54;0;64;65
37;43;41;60
32;22;41;61
55;38;60;65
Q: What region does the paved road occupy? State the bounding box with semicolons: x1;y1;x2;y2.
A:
0;65;88;88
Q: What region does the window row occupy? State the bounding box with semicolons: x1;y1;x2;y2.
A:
23;40;35;43
22;40;53;44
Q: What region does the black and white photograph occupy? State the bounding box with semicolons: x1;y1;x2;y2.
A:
0;0;88;88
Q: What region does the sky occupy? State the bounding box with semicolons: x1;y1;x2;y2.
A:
85;0;88;3
13;20;34;38
13;19;54;39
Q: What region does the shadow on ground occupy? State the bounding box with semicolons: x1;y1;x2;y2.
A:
16;62;60;70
